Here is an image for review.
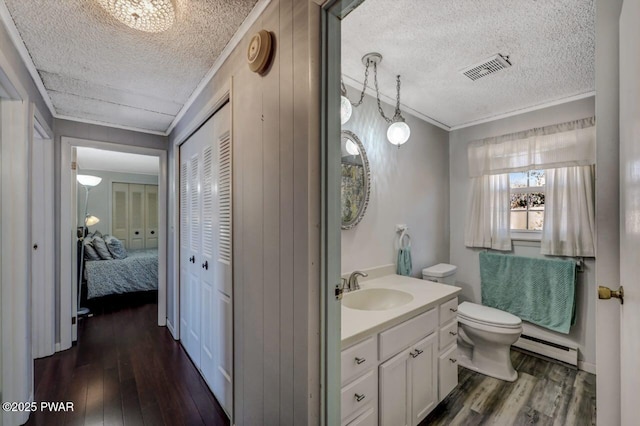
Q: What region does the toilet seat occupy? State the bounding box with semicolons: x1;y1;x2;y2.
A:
458;302;522;329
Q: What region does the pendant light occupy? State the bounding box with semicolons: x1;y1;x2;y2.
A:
341;52;411;146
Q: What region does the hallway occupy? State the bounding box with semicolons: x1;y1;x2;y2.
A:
25;299;229;426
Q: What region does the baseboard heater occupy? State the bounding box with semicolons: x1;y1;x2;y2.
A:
513;334;578;367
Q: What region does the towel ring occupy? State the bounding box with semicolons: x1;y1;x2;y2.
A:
399;230;411;249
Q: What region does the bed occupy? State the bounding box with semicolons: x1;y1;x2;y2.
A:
84;248;158;299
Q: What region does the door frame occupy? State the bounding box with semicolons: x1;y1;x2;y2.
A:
60;137;168;345
0;46;50;426
319;1;363;423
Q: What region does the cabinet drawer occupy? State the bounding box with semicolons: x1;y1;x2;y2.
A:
438;345;459;401
342;337;377;386
439;320;458;351
379;308;437;361
341;369;377;422
345;406;377;426
439;297;458;325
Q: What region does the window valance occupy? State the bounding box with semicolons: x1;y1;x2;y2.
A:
467;117;596;178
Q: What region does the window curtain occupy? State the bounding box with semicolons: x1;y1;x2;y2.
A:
541;165;595;257
467;117;596;177
464;173;512;251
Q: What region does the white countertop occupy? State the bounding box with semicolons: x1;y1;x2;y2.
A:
341;274;461;348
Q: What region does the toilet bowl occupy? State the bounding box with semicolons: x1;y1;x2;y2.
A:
456;301;522;382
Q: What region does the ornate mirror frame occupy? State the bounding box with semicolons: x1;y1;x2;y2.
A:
341;130;371;230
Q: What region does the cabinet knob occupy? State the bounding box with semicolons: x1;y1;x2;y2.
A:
202;260;209;270
354;357;366;365
189;255;195;263
449;307;458;313
151;230;155;235
449;331;458;336
354;393;366;402
33;243;38;250
449;358;457;364
135;231;140;235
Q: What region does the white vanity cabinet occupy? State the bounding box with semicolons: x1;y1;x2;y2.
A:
342;296;459;426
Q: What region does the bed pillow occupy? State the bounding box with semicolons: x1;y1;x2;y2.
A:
83;237;101;260
92;236;113;260
104;235;128;259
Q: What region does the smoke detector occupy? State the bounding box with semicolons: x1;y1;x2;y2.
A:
461;54;512;81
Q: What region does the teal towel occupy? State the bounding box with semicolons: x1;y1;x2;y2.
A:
479;252;576;334
397;247;412;276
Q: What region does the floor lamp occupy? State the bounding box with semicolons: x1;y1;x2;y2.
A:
77;174;102;316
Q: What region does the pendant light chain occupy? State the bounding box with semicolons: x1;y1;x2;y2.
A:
393;75;403;121
343;60;371;108
373;61;393;124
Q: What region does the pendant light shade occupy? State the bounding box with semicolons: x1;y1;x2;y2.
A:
387;120;411;146
340;95;353;125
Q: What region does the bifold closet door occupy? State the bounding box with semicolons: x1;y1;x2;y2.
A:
180;137;202;368
179;102;233;416
112;183;129;247
145;185;158;248
128;184;145;250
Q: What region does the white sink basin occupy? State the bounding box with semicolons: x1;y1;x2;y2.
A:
342;288;414;311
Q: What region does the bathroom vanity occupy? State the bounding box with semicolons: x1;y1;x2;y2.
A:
341;274;461;426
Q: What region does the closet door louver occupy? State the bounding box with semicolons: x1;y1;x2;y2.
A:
144;185;158;248
128;184;145;249
213;130;233;411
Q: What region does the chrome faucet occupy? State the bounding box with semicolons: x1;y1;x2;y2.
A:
348;271;368;292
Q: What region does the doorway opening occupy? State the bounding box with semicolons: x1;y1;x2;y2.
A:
75;147;161;318
60;137;168;347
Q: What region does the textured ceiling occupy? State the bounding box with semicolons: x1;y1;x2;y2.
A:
4;0;258;133
342;0;595;129
77;147;159;175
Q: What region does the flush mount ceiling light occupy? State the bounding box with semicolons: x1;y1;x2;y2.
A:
97;0;176;33
342;52;411;146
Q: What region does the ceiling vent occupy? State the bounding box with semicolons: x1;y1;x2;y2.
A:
461;54;512;81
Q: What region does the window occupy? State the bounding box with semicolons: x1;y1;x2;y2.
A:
509;170;545;231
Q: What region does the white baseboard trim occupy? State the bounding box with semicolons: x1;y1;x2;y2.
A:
166;319;178;340
578;360;596;374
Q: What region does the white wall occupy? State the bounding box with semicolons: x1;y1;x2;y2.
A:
448;96;597;368
341;88;449;276
76;168;158;236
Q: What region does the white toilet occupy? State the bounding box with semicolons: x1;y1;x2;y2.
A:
456;302;522;382
422;264;523;382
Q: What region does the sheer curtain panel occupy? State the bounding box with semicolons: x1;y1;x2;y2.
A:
541;165;595;256
464;173;512;251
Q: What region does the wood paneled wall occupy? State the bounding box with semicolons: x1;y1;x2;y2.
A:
168;1;322;424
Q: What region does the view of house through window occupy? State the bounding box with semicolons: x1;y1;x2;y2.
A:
510;170;545;231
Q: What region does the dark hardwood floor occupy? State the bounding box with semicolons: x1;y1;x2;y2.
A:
422;349;596;426
26;298;229;426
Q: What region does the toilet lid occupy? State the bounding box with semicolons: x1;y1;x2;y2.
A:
458;302;522;328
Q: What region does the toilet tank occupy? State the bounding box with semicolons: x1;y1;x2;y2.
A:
422;263;457;285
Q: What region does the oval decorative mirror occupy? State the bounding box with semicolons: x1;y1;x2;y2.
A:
341;130;371;230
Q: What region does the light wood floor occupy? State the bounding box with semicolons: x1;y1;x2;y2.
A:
422;349;596;426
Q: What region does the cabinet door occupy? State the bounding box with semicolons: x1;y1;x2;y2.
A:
112;183;129;248
410;333;438;425
379;349;411;426
144;185;158;248
128;184;145;249
438;344;458;402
